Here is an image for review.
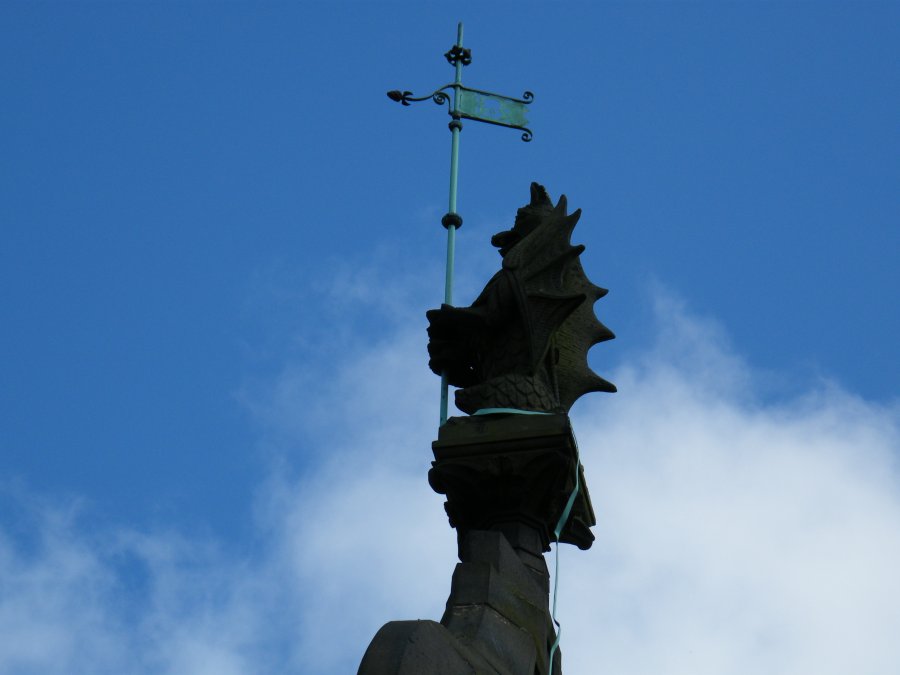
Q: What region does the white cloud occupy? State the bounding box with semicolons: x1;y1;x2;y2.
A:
0;499;119;673
1;287;898;674
562;297;900;675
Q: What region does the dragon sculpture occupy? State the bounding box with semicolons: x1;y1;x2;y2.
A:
427;182;616;415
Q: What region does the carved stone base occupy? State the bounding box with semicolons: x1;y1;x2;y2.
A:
358;529;561;675
358;413;594;674
429;413;596;551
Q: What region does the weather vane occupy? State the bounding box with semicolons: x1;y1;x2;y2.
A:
367;25;614;672
387;22;534;425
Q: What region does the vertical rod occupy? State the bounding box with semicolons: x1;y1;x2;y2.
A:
440;22;464;426
445;131;460;306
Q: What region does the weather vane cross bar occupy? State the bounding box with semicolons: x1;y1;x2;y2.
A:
387;22;534;426
456;86;534;139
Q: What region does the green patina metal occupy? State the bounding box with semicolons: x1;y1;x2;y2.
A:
441;22;465;426
386;22;534;426
457;87;531;132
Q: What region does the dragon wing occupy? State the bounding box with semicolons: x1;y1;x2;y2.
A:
502;197;615;411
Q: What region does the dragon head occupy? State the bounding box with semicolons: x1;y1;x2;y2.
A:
491;182;569;257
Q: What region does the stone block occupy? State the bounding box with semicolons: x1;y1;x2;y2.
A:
357;620;496;675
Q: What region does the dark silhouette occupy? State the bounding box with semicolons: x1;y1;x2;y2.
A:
359;184;615;674
427;182;615;415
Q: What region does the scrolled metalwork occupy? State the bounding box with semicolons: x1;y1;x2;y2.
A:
444;45;472;67
387;90;413;106
386;85;454;112
386;77;534;144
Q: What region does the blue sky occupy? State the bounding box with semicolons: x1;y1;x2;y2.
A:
1;2;898;673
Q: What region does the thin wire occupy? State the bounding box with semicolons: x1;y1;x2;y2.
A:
549;434;582;669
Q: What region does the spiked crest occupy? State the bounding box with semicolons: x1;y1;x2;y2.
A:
427;182;615;414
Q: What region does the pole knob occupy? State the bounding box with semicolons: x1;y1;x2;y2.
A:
444;45;472;66
442;212;463;229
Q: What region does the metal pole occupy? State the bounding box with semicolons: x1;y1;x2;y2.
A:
440;22;464;426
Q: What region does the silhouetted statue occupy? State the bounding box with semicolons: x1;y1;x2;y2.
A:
360;183;614;675
427;182;616;414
